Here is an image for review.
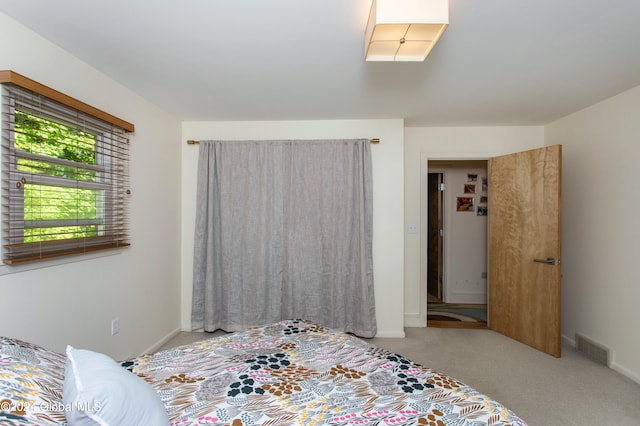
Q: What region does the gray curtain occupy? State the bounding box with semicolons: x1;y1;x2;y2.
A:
191;139;376;337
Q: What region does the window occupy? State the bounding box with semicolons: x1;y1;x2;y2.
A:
1;71;133;264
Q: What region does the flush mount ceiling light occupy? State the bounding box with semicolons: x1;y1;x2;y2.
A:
365;0;449;62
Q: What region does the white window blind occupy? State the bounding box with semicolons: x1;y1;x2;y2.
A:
1;82;131;264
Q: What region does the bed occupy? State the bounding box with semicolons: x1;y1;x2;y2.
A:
1;319;526;425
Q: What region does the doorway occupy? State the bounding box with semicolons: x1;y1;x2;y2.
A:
426;160;488;329
419;147;562;356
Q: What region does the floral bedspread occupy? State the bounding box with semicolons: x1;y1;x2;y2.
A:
123;320;526;426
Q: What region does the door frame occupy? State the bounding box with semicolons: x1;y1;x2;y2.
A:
419;152;498;326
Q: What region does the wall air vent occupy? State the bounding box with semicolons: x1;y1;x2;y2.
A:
575;333;612;367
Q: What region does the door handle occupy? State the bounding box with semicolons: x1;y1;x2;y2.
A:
534;257;557;265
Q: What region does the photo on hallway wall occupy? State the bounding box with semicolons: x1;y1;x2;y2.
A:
456;197;474;212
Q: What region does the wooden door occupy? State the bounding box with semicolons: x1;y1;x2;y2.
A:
427;173;443;301
488;145;562;357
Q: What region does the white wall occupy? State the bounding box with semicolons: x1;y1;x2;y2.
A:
181;120;405;338
404;127;544;325
437;164;488;304
546;85;640;383
0;12;182;360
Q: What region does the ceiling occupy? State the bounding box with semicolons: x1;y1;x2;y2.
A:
1;0;639;126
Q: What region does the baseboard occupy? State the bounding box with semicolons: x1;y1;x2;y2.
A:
141;327;182;355
375;329;406;338
562;333;575;347
444;293;486;304
611;362;640;385
404;313;426;328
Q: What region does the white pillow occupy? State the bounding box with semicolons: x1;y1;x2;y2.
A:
63;346;169;426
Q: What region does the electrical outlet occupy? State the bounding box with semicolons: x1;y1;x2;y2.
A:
111;318;119;336
407;223;419;234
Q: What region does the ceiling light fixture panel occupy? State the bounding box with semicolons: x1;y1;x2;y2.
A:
365;0;449;62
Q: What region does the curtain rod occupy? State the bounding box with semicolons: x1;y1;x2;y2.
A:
186;138;380;145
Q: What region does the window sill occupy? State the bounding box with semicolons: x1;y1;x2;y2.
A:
0;249;124;276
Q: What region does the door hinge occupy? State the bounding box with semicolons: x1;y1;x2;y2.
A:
439;183;445;191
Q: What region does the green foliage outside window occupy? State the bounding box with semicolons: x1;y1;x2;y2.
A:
14;110;100;242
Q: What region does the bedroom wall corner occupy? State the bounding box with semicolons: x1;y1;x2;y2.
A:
180;120;405;338
545;84;640;384
0;11;183;361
